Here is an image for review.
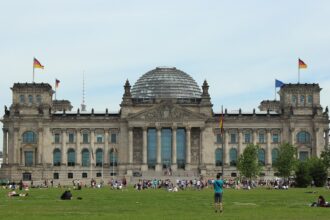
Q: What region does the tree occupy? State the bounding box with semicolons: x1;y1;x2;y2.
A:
273;143;297;179
237;144;261;180
320;148;330;169
309;157;328;187
295;161;312;187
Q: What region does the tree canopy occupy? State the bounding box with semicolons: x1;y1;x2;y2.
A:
273;143;297;179
237;144;261;179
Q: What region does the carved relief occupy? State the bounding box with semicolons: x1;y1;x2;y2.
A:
133;104;204;122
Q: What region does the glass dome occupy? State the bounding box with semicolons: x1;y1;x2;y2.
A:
131;67;202;99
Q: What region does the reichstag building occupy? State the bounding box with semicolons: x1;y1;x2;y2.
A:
0;67;329;183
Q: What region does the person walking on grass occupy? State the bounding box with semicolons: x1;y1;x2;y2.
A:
213;173;224;213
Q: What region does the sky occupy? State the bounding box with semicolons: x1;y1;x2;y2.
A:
1;0;330;151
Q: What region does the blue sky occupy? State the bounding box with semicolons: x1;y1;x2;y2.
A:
1;0;330;150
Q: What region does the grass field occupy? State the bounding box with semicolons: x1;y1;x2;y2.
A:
1;186;330;220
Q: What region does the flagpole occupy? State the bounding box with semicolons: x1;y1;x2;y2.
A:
32;58;35;83
274;86;276;100
55;79;57;100
298;58;300;84
221;105;224;178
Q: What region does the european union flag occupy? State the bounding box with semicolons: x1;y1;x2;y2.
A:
275;79;285;88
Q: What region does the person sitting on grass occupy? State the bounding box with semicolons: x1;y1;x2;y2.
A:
60;190;73;200
8;190;28;197
311;195;330;207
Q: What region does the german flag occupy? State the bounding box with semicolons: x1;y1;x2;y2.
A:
33;57;44;69
219;113;224;134
298;58;307;69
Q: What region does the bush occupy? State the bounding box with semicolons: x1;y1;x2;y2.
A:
295;161;312;187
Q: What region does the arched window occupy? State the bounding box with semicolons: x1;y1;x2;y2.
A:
300;95;305;104
81;149;90;167
22;131;37;144
297;131;311;144
53;149;61;166
292;95;297;104
96;149;103;167
36;95;42;104
258;148;265;166
272;148;279;165
28;95;33;104
19;95;25;104
215;148;223;166
110;149;118;166
67;149;76;166
230;148;237;166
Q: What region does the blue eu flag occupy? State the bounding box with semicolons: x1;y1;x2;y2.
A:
275;79;285;88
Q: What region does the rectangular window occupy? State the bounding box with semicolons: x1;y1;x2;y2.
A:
83;133;89;144
96;172;102;177
299;151;309;161
307;95;313;104
68;173;73;179
24;151;33;166
111;133;117;144
53;173;59;179
216;134;222;144
244;133;251;143
272;133;279;143
259;133;265;143
97;135;103;143
54;133;60;144
82;172;88;178
230;133;236;144
68;133;75;143
22;172;32;181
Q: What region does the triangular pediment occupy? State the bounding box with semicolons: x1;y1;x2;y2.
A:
127;103;207;122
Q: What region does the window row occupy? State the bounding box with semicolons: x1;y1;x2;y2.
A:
215;148;279;166
53;132;117;144
291;94;313;105
215;132;280;144
21;131;118;144
19;94;42;104
23;148;119;167
23;172;117;181
53;148;118;167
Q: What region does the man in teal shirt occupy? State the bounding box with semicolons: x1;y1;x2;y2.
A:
213;173;224;213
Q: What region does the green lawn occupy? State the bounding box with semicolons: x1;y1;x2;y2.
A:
1;186;330;220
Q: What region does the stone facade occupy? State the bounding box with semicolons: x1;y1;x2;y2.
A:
0;68;329;184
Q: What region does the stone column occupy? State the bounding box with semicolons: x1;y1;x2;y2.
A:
290;128;295;146
37;128;43;164
8;128;14;164
128;128;133;164
76;129;81;165
61;129;67;166
325;129;329;149
253;129;257;145
155;126;162;171
104;129;109;165
313;127;319;157
266;129;272;165
185;127;191;170
238;129;243;156
171;126;177;171
141;127;148;171
3;128;8;164
91;129;95;166
224;130;229;165
13;128;19;164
